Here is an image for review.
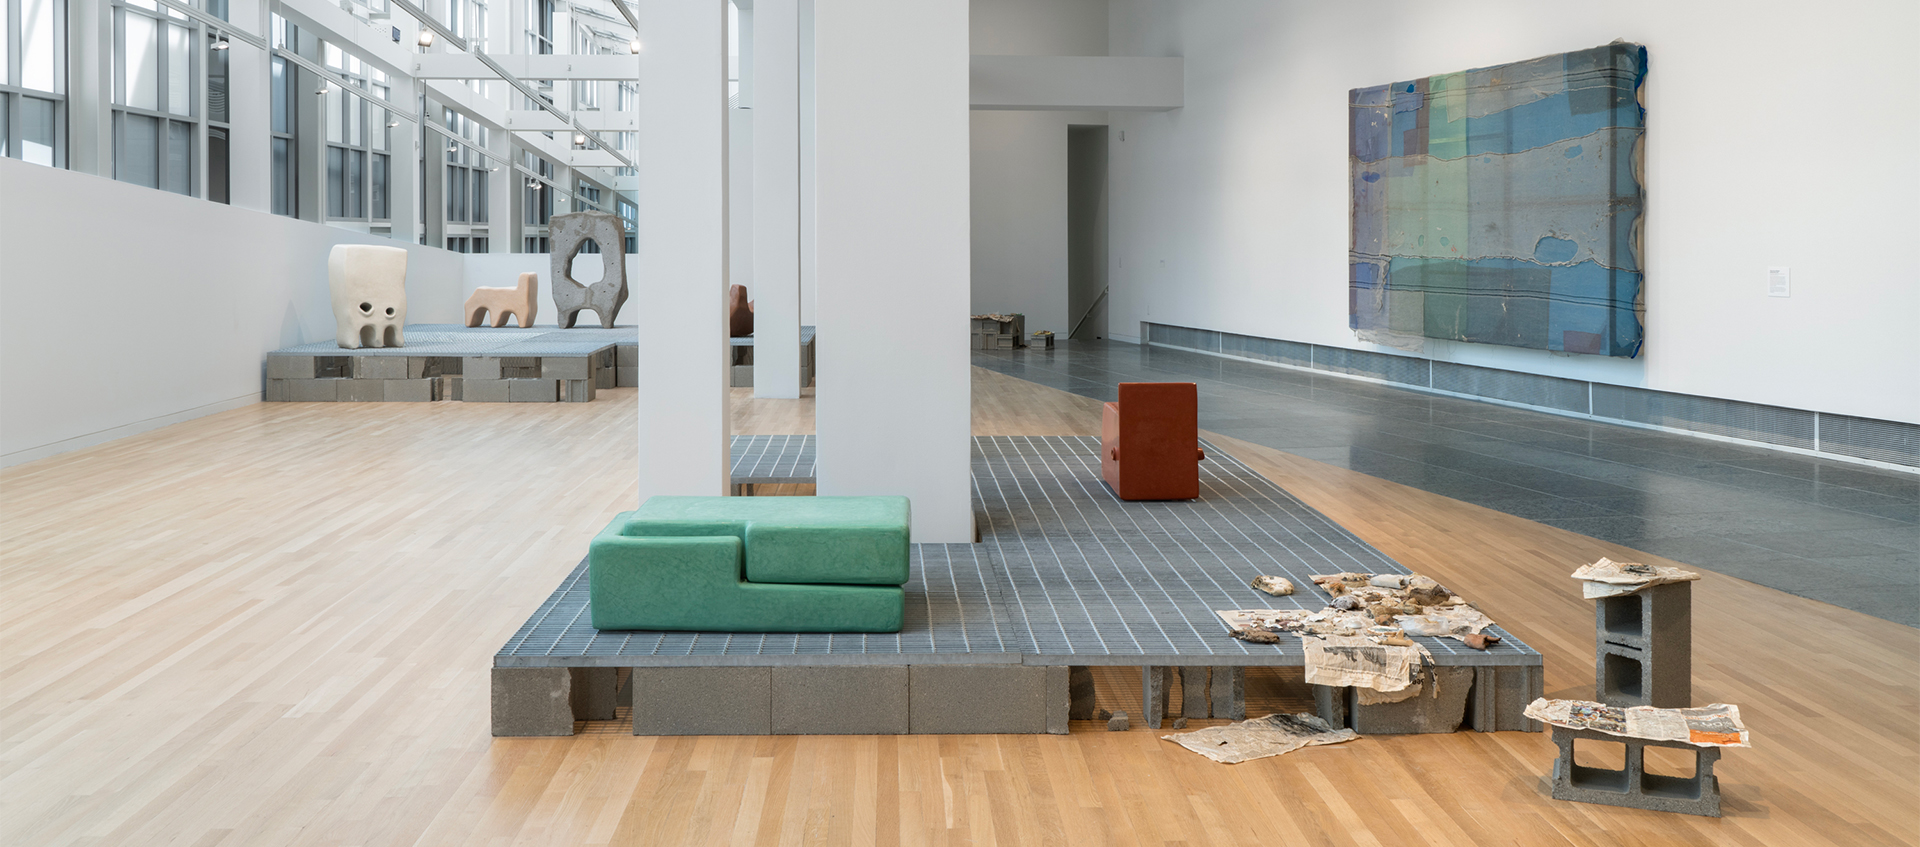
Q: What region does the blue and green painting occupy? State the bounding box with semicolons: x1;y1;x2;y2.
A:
1349;43;1647;357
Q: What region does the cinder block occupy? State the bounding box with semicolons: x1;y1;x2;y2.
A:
281;379;341;402
492;667;574;736
771;666;908;734
1313;681;1345;727
1142;666;1171;729
1046;666;1069;735
464;357;503;380
1068;666;1097;719
1180;666;1210;718
632;667;770;736
437;357;463;375
508;378;558;402
314;356;350;378
1324;667;1475;734
464;378;511;402
501;357;540;379
616;669;632;706
1550;725;1722;816
1471;664;1544;732
730;365;754;387
616;344;638;366
341;379;386;402
353;356;408;380
542;357;591;380
1211;667;1245;721
569;667;618;721
596;366;615;389
263;379;285;402
408;357;455;379
445;376;464;401
909;665;1048;734
384;379;436;402
1597;581;1691;708
266;355;315;379
562;379;596;402
616;367;638;387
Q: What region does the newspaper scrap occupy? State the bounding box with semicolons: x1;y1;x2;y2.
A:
1523;698;1751;748
1302;634;1432;696
1571;557;1701;599
1162;713;1359;763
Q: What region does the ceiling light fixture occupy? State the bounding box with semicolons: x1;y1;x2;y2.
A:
211;38;231;50
528;178;542;188
417;29;435;48
573;133;587;146
629;39;641;54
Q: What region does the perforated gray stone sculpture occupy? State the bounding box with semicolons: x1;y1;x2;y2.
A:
549;211;629;329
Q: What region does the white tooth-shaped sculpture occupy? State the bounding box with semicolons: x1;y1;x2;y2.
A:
328;244;409;348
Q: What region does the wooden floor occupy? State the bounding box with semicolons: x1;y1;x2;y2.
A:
1;370;1914;846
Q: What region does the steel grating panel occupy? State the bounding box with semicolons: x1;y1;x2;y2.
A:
1593;384;1820;451
1433;362;1589;413
1819;413;1920;467
974;435;1535;665
729;435;817;484
495;437;1540;668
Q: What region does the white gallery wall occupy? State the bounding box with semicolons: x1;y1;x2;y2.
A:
967;0;1108;337
1106;0;1920;424
0;159;466;465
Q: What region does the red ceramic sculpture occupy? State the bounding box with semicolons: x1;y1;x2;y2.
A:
1100;382;1205;500
729;284;755;338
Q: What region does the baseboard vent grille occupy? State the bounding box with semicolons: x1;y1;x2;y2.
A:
1142;322;1916;469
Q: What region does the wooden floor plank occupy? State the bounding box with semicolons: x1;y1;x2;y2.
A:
0;370;1913;846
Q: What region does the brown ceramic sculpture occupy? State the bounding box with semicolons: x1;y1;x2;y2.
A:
464;272;539;328
729;284;755;338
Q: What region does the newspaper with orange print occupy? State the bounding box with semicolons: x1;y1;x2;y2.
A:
1523;698;1750;748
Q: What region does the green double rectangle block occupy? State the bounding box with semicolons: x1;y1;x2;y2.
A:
589;495;910;633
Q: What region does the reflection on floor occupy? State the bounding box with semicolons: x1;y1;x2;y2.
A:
974;341;1919;626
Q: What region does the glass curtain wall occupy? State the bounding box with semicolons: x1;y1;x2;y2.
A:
323;43;390;229
2;0;67;166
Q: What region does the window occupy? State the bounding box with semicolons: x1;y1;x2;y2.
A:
112;0;197;195
616;198;636;254
443;108;489;228
2;0;67;167
323;43;389;225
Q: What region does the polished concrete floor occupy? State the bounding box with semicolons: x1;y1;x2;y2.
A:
974;340;1920;627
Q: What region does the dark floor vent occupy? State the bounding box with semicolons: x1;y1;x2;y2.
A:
1143;322;1915;469
1819;414;1920;466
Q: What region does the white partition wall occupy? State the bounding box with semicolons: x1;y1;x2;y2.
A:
812;0;972;542
751;0;802;399
635;0;732;499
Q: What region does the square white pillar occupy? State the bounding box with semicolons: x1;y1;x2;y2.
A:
751;0;802;398
813;0;971;542
635;0;732;499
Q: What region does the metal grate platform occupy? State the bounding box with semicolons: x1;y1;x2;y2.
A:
730;435;817;485
498;437;1540;670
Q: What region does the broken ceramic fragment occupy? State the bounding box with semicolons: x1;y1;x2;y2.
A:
1250;575;1295;596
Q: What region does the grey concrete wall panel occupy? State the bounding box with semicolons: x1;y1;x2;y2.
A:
341;379;385;402
352;356;408;380
1141;666;1171;729
383;379;436;402
771;666;908;735
549;211;630;329
464;378;511;402
1470;665;1544;732
1597;581;1691;708
631;667;771;736
1045;665;1069;735
492;667;574;736
266;356;315;379
568;667;619;721
464;357;504;380
1180;666;1210;718
1211;667;1245;720
508;379;558;402
1550;725;1723;817
909;665;1048;734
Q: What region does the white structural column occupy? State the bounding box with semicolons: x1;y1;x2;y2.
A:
635;0;732;499
813;0;972;542
750;0;801;398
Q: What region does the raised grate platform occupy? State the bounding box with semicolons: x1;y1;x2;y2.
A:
499;436;1537;668
729;435;817;485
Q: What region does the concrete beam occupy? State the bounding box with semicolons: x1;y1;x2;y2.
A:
413;53;640;81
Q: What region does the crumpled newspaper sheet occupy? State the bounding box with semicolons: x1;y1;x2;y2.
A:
1396;605;1494;638
1302;634;1432;695
1524;698;1750;748
1162;713;1359;763
1571;557;1700;599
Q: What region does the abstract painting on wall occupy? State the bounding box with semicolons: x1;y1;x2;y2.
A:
1350;42;1648;357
